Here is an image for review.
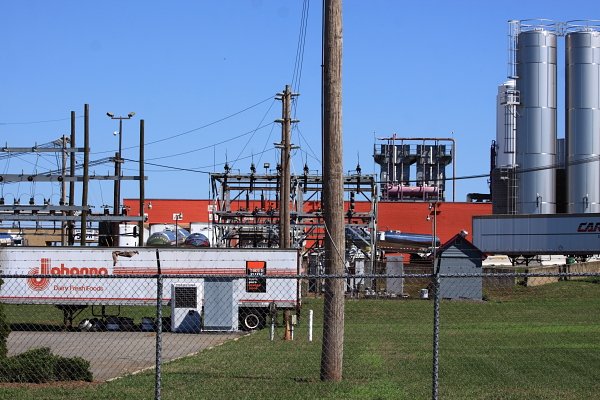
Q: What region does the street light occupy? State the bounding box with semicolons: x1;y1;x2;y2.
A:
107;112;135;168
106;112;135;246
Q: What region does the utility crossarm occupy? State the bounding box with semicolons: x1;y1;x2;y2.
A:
0;205;87;212
0;147;86;153
0;214;144;222
0;174;145;182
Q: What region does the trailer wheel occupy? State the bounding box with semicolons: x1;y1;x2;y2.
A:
240;309;265;331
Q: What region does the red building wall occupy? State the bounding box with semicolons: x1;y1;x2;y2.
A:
377;202;492;244
124;199;214;226
123;199;492;244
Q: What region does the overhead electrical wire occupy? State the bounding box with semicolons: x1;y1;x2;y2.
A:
123;147;277;174
6;139;600;184
145;122;276;162
118;152;600;188
257;121;278;167
295;126;320;164
289;0;310;165
0;139;65;161
291;0;310;100
230;100;277;169
1;153;55;171
375;154;600;186
132;150;600;185
48;7;313;179
92;95;276;157
0;157;113;186
0;116;82;125
143;95;275;146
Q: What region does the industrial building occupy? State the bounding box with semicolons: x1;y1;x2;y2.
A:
1;19;599;267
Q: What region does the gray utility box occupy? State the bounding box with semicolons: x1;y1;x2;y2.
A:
386;255;404;295
203;278;242;331
171;283;203;333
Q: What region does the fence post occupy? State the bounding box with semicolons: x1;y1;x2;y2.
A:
431;263;441;400
155;249;163;400
308;309;313;342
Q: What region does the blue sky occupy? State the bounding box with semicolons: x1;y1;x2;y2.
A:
0;0;596;210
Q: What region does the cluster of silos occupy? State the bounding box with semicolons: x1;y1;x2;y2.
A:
495;20;600;214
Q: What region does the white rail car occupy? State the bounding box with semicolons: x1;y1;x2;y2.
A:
0;247;300;331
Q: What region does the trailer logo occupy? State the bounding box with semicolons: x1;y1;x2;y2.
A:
26;258;52;291
577;222;600;232
26;258;108;291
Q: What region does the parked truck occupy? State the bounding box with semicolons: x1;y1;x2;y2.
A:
0;247;300;331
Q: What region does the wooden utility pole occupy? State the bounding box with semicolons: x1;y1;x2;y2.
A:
61;135;68;246
276;85;299;340
278;86;292;249
276;85;299;249
320;0;345;382
80;104;90;246
68;111;76;246
138;119;145;246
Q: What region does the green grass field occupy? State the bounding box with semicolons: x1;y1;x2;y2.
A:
1;279;599;399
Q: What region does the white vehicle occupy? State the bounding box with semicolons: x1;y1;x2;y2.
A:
0;247;300;331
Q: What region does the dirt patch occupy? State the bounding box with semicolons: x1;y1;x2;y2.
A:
0;380;105;389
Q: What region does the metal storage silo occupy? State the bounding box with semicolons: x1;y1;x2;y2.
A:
496;80;517;167
565;21;600;213
515;21;557;214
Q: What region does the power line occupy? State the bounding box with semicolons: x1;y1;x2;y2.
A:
375;154;600;186
296;126;321;165
145;122;276;161
0;116;82;125
123;147;277;174
291;0;310;98
257;121;278;167
230;100;277;169
92;95;276;156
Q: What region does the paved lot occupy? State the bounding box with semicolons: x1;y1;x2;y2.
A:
8;331;245;381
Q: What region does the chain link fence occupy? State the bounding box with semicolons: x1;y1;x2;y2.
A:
0;256;599;399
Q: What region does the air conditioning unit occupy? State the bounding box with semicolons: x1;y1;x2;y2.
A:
171;283;202;333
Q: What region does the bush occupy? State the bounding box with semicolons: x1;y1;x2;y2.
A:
0;347;93;383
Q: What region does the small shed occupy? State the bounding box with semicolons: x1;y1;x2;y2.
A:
435;232;486;300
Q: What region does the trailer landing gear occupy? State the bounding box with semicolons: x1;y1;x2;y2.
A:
55;305;88;330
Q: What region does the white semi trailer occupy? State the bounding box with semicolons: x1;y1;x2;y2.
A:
0;247;300;331
472;213;600;263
